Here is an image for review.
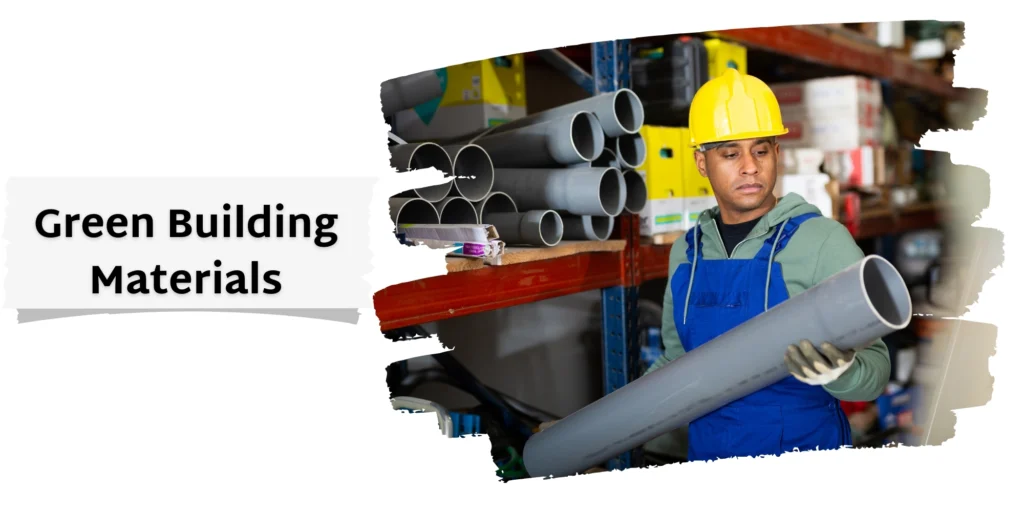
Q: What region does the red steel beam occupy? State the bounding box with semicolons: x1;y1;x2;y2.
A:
713;26;955;98
374;250;625;331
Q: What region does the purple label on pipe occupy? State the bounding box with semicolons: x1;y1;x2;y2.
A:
458;243;486;257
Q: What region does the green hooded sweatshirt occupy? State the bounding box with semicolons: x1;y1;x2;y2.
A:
645;192;891;402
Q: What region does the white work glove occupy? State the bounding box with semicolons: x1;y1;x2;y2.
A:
784;340;856;386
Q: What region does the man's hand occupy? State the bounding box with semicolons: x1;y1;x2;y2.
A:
785;339;856;386
538;420;559;432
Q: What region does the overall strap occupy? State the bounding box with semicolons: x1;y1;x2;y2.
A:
754;212;821;261
684;223;703;263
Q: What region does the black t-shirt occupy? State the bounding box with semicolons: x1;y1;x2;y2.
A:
714;214;762;257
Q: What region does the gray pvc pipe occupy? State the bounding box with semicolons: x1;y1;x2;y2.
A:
615;132;648;169
485;89;643;139
473;111;604;167
390;142;454;202
522;255;912;478
561;215;614;241
492;167;626;217
436;197;479;224
473;191;518;224
443;144;494;202
622;169;648;214
389;197;440;226
380;70;444;118
485;210;563;247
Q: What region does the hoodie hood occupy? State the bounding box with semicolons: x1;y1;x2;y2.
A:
696;192;823;233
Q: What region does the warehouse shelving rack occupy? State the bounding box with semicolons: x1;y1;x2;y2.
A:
377;25;956;471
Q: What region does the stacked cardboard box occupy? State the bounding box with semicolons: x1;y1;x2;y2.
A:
771;75;883;152
635;125;717;236
392;55;527;141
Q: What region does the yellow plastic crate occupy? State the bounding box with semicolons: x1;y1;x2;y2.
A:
704;38;747;78
636;125;686;200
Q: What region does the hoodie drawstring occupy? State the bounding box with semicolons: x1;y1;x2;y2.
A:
683;222;699;325
764;218;788;312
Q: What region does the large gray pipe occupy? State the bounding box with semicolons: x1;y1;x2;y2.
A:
482;89;644;139
443;144;494;202
492;167;626;217
436;197;479;224
472;112;604;167
380;70;444;118
485;210;563;247
389;197;440;226
522;255;913;478
390;142;454;202
622;169;648;214
473;191;517;224
561;215;614;241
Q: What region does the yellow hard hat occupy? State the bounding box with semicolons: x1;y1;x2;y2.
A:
688;68;788;148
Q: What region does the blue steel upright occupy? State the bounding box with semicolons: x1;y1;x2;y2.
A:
593;39;641;472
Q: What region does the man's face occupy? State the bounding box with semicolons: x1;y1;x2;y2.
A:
694;137;779;215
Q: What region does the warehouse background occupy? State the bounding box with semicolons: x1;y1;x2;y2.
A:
376;22;994;479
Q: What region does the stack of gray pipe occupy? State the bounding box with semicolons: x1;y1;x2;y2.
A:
382;70;498;228
382;72;650;248
456;88;649;245
386;140;498;228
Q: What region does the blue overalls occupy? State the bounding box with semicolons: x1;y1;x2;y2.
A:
670;212;852;462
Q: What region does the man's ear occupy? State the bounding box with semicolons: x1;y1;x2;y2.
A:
695;150;708;178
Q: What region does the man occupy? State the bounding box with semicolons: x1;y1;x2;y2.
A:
643;68;891;462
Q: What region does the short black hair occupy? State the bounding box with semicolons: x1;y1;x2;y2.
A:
698;136;777;153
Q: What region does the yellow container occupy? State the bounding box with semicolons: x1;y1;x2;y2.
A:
394;55;528;140
704;39;747;78
636;125;686;200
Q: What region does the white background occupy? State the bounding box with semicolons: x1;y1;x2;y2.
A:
0;1;1018;510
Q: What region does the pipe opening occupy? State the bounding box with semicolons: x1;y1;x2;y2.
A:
862;256;913;329
613;89;644;134
616;133;647;169
622;170;647;214
478;192;517;224
589;216;613;241
408;143;454;202
571;113;603;161
452;145;494;202
539;211;564;246
439;198;478;224
598;168;625;216
395;199;440;225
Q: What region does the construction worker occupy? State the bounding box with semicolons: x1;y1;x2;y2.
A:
642;68;892;462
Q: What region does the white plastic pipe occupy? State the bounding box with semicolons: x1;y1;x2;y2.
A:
622;169;648;214
390;142;454;202
443;144;494;202
485;210;563;247
492;167;626;217
522;255;913;478
472;112;604;167
380;70;444;118
389;197;440;226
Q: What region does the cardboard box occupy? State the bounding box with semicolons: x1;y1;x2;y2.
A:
778;104;882;151
778;174;834;219
823;145;885;188
639;194;685;236
393;55;527;141
770;75;882;112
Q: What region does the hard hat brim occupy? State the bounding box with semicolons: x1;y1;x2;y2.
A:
690;127;790;148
